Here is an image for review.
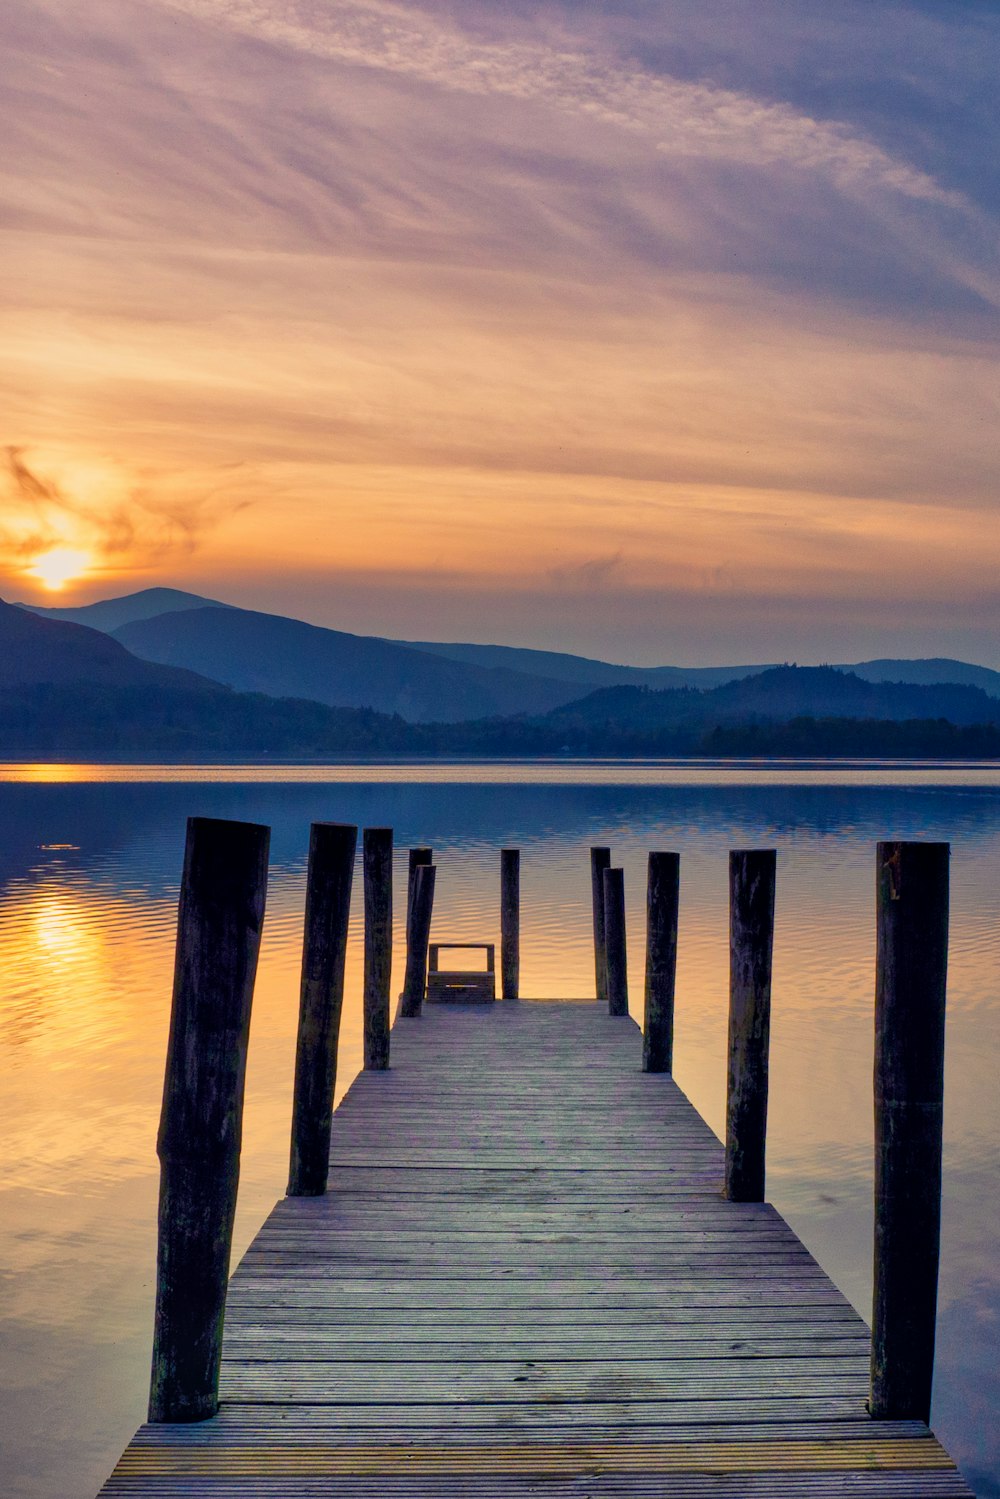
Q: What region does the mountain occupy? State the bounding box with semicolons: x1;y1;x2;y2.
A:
18;588;1000;704
843;658;1000;697
398;642;1000;698
14;587;227;632
3;649;999;760
399;639;770;690
0;595;219;693
537;667;1000;736
706;665;1000;726
111;606;587;722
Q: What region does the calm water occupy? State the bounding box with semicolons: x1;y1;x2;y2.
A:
0;762;997;1498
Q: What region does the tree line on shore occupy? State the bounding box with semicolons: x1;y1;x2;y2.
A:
3;680;999;760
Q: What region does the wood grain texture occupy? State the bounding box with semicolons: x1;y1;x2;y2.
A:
405;848;432;977
287;823;357;1197
148;816;270;1423
500;848;520;1000
725;849;776;1203
602;866;628;1017
643;851;679;1074
870;841;949;1422
362;827;392;1070
399;863;435;1018
107;996;971;1496
590;847;611;1004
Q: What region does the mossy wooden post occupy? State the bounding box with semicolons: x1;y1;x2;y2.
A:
501;848;520;999
406;847;432;956
400;863;436;1017
363;826;393;1070
590;846;611;1003
287;822;357;1197
148;815;270;1423
644;851;679;1073
724;849;776;1203
603;865;628;1017
870;840;949;1422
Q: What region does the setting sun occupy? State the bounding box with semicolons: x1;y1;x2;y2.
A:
27;547;91;591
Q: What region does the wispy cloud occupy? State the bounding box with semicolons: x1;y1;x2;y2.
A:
162;0;963;206
548;550;625;592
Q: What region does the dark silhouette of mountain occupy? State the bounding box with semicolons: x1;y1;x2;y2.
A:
111;607;587;723
2;654;999;761
843;657;1000;697
14;587;226;632
0;596;219;693
707;665;1000;726
400;641;1000;698
19;587;1000;703
398;639;769;690
537;667;1000;736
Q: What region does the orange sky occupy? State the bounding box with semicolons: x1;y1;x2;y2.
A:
2;1;998;663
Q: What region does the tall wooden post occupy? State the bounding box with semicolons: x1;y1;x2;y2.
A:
590;846;611;1003
149;816;270;1423
406;848;432;950
501;848;520;999
724;849;776;1203
287;822;357;1197
644;851;679;1073
400;863;436;1018
363;827;393;1070
603;865;628;1017
870;841;949;1422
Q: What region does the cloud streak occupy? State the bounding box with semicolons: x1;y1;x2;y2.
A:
162;0;963;207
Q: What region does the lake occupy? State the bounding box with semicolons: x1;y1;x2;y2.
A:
0;761;997;1497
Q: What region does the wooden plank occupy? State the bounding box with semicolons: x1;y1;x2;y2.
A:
100;998;973;1499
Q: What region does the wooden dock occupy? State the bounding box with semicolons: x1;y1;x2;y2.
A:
100;998;971;1496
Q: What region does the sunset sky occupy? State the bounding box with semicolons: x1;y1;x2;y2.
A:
3;0;998;664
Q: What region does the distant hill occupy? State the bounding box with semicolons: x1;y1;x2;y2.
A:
705;665;1000;726
535;667;1000;738
843;657;1000;697
0;596;220;693
2;653;999;761
399;639;769;690
399;641;1000;698
111;606;587;723
19;587;1000;705
15;586;227;632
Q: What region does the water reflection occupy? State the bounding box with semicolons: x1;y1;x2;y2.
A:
0;767;997;1497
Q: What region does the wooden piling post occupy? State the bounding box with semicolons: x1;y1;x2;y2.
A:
501;848;520;999
406;847;432;946
870;840;949;1422
603;865;629;1017
287;822;357;1197
148;816;270;1423
363;826;393;1070
590;846;611;1003
644;851;679;1073
400;863;436;1018
724;849;776;1203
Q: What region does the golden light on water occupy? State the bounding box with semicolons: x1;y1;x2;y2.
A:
27;546;92;591
32;894;100;969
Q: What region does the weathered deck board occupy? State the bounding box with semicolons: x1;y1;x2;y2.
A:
99;1001;972;1497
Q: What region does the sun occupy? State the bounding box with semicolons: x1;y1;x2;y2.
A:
27;546;92;591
